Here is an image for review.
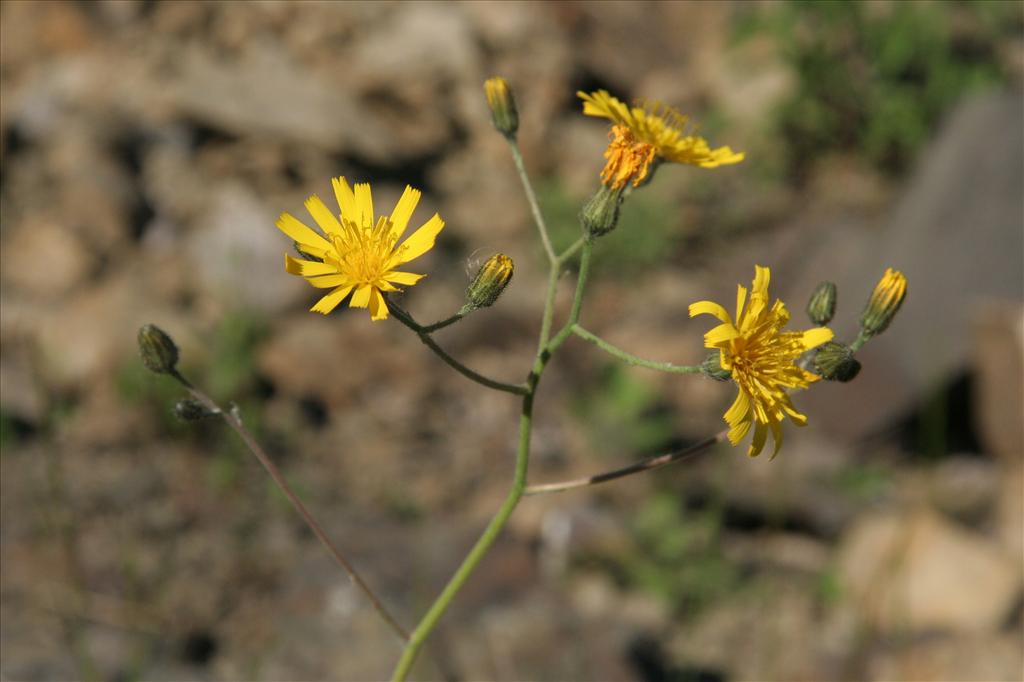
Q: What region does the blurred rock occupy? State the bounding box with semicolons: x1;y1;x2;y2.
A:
0;217;96;298
837;508;1021;634
188;182;306;314
926;455;1000;526
972;302;1024;465
0;351;46;424
866;632;1024;682
996;463;1023;560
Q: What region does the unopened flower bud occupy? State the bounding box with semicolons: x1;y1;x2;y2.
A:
701;351;731;382
806;281;837;326
138;324;179;375
580;184;625;238
860;268;907;338
484;77;518;139
813;341;861;382
465;254;514;311
174;399;218;421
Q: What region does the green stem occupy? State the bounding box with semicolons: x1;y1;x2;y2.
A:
390;387;537;681
547;241;593;354
420;312;466;334
391;242;593;681
572;325;702;375
849;331;869;353
509;141;557;264
388;303;529;396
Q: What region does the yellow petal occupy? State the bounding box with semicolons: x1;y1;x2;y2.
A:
727;418;752;445
368;287;389;321
306;274;352;289
688;300;732;323
275;212;332;254
768;421;784;460
724;389;751;427
396;214;444;264
748;423;768;457
332;176;357;221
305;194;342;236
384;271;425;286
389;186;422;241
752;265;770;297
285;254;336;277
705;322;740;347
310;284;353;314
349;284;372;308
801;327;834;349
354;183;374;229
735;284;748;323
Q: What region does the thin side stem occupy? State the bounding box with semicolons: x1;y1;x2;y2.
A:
420;312;465;334
525;430;727;495
170;371;410;644
557;237;585;266
572;325;702;375
388;303;529;396
509;141;557;264
547;241;593;354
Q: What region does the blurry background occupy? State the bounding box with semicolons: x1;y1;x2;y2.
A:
2;1;1022;680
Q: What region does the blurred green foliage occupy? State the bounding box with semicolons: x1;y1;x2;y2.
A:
538;179;680;276
623;492;740;615
737;0;1018;178
573;364;677;458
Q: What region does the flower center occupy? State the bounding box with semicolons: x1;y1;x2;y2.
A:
601;124;657;189
324;216;402;285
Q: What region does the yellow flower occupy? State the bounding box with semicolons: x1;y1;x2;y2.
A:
275;177;444;321
689;266;833;458
860;267;907;337
578;89;745;189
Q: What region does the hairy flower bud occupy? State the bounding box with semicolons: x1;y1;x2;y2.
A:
860;268;907;338
465;254;514;311
806;281;837;326
138;324;179;375
813;341;861;382
484;77;518;139
580;185;625;238
174;399;218;421
701;351;732;382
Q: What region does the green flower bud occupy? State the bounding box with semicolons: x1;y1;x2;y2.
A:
138;324;179;375
465;254;514;311
580;184;625;238
860;268;907;338
484;77;519;139
806;281;837;326
813;341;861;382
174;399;218;421
701;351;731;382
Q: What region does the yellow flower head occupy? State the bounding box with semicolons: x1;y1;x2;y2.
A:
861;267;907;337
689;266;833;459
578;89;745;189
275;177;444;321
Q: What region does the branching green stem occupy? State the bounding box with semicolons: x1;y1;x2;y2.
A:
509;141;557;264
391;236;594;680
388;303;529;396
572;325;702;375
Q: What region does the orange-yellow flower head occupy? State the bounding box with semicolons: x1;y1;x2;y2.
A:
275;178;444;321
689;266;833;459
579;89;745;189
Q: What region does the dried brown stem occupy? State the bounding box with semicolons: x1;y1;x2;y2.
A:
171;370;410;643
524;430;728;495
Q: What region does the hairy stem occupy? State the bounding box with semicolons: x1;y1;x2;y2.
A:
388;303;529;396
170;371;410;643
509;141;557;264
572;325;702;374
